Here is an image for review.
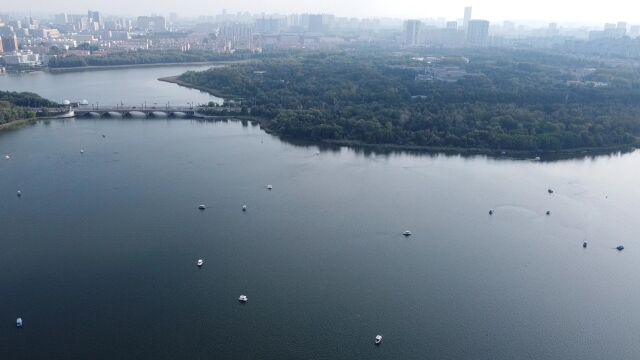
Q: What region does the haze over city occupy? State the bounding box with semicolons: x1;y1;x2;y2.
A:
3;0;640;24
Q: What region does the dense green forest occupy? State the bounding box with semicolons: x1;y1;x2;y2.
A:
48;50;271;68
179;50;640;152
0;91;58;125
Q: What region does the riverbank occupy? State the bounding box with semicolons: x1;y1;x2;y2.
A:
0;118;37;132
47;59;253;74
158;76;234;100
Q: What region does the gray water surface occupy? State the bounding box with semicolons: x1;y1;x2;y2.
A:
0;64;221;106
0;68;639;360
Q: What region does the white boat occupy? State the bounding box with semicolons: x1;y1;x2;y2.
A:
198;204;206;210
534;156;541;161
242;205;247;212
402;230;411;236
267;185;273;190
16;190;21;197
197;259;204;267
238;295;248;303
16;318;22;327
80;149;84;154
375;335;383;345
4;155;10;160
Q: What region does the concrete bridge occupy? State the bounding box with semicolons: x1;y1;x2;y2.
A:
71;105;197;118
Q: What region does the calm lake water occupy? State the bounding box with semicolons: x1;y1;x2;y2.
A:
0;65;222;106
1;67;640;360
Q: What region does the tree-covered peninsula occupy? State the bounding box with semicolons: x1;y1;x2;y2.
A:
178;50;640;152
0;91;58;126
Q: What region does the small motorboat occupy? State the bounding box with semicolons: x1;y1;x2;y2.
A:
402;230;412;237
617;245;625;251
583;241;588;248
375;335;383;345
80;149;84;154
546;210;551;215
242;205;247;212
102;134;106;138
548;189;554;194
4;155;10;160
198;204;206;210
266;185;273;190
534;156;541;161
238;295;248;303
17;190;21;197
197;259;204;267
489;209;494;215
16;318;22;328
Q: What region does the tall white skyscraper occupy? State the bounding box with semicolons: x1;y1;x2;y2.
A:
463;7;472;30
467;19;489;45
404;20;421;46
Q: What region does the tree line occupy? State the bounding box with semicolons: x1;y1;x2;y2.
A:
179;50;640;152
0;91;58;125
48;50;284;68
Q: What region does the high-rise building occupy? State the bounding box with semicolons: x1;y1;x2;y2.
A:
467;19;489;45
308;14;324;32
137;16;151;30
54;13;68;24
136;16;167;32
404;20;421;46
255;17;284;34
152;16;167;32
503;21;516;33
446;21;458;30
87;10;102;29
463;7;472;30
617;22;627;36
1;34;19;52
630;25;640;38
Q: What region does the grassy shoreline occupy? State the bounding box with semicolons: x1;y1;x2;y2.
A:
0;118;37;132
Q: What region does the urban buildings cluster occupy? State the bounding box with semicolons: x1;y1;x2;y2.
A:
403;7;640;48
0;7;639;70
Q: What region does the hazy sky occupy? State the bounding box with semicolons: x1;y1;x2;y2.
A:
4;0;640;24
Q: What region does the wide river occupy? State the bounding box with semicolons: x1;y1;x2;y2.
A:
1;66;640;360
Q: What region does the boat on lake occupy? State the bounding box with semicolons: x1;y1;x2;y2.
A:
375;335;383;345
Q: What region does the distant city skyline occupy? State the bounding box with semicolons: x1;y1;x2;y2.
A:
2;0;640;25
